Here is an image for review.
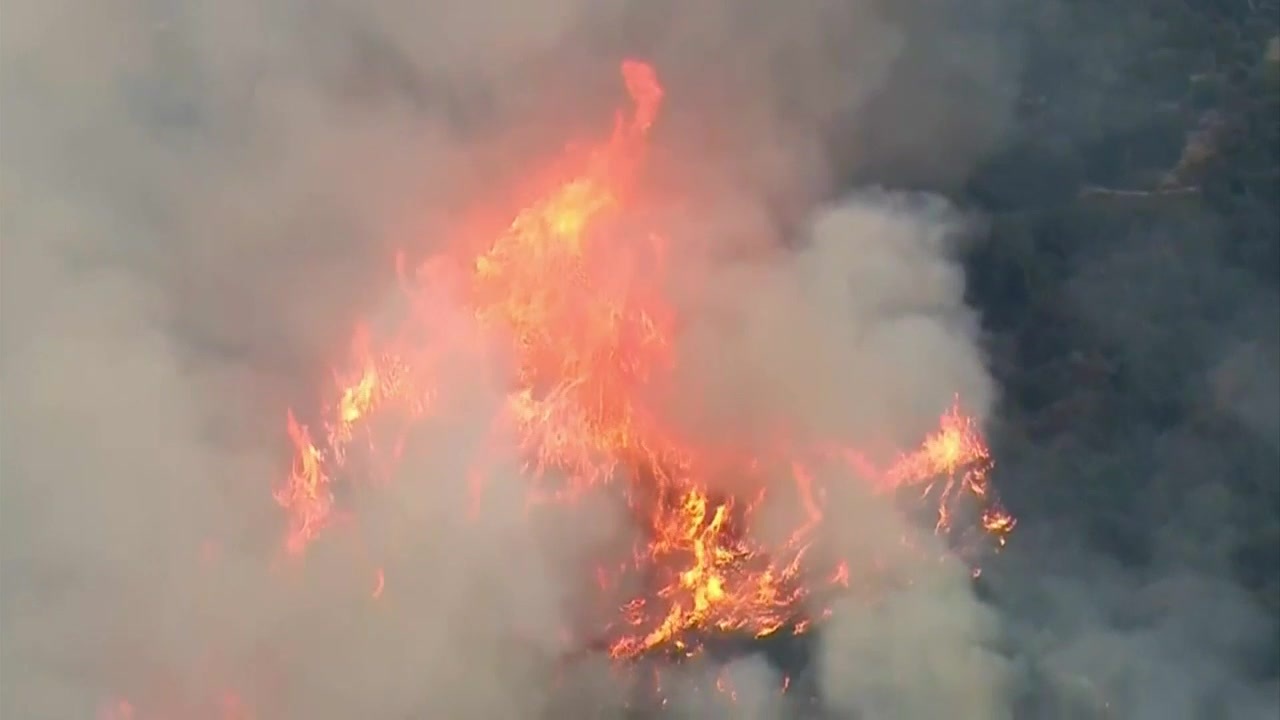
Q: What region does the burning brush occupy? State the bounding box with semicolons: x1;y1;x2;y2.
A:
96;58;1014;717
275;58;1013;660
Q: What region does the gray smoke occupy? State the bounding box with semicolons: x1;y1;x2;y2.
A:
0;1;1031;718
981;215;1280;718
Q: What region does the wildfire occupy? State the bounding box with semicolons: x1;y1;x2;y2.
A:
99;693;252;720
275;58;1013;668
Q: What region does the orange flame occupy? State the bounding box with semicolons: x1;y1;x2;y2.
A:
99;692;251;720
275;59;1013;663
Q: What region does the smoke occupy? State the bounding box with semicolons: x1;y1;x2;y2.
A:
1;0;1020;718
663;191;992;451
654;190;1009;719
658;191;1011;717
977;213;1280;718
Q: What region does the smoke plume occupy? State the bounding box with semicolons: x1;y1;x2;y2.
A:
2;1;1022;718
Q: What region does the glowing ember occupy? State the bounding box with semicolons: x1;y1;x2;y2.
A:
276;59;1012;664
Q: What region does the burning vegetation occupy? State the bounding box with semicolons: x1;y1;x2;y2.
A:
103;60;1012;719
277;61;1012;662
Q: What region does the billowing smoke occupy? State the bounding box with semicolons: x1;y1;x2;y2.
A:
4;1;1032;718
977;221;1280;718
656;191;1008;718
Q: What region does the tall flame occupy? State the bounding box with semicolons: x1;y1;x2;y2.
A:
275;59;1014;665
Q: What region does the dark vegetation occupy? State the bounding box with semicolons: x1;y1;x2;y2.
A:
968;0;1277;601
959;0;1278;714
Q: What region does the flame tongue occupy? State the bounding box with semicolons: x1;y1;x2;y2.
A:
277;59;1013;664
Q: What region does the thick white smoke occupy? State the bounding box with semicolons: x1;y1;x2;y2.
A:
662;193;1009;718
1;1;1018;718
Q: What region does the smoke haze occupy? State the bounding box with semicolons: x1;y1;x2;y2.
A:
4;1;1272;719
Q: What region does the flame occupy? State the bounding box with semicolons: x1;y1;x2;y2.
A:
99;699;135;720
274;59;1013;666
99;692;251;720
